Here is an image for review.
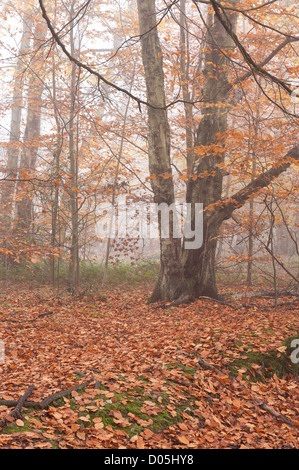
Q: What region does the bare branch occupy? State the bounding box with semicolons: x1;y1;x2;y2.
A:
209;0;295;96
218;145;299;221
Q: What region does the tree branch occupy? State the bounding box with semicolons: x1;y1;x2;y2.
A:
38;0;195;111
0;385;35;429
38;0;148;111
218;145;299;221
209;0;295;96
232;36;299;90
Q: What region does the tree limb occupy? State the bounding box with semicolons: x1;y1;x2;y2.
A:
209;0;295;96
38;0;147;111
0;380;94;411
218;144;299;221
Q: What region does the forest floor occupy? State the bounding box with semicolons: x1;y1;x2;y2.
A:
0;280;298;449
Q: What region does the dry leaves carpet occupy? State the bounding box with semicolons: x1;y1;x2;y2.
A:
0;283;298;449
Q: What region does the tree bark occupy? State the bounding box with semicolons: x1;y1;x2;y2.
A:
15;19;47;234
179;0;194;172
137;0;299;302
137;0;186;302
68;2;80;291
0;19;32;220
183;3;238;298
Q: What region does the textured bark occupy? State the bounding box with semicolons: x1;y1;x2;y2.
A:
0;19;32;220
183;4;238;299
137;0;186;302
179;0;194;172
68;1;80;291
15;19;47;233
183;218;221;298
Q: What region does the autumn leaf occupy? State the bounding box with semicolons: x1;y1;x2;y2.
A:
177;435;189;445
15;419;25;427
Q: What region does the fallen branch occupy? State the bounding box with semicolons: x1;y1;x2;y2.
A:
37;311;55;318
196;356;299;428
0;380;94;410
0;385;35;429
0;311;54;323
253;396;295;427
39;381;92;408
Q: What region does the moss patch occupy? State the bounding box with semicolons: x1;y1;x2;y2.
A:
228;334;299;382
68;381;197;438
165;362;197;376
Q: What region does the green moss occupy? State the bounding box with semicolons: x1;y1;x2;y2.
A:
228;334;299;382
1;410;44;434
165;362;196;376
66;380;197;438
1;420;32;434
136;375;150;384
1;374;201;443
262;329;276;335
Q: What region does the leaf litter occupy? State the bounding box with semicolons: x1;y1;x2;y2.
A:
0;284;298;448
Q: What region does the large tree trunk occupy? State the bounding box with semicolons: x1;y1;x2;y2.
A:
183;217;221;298
137;0;186;302
137;0;299;303
182;4;238;299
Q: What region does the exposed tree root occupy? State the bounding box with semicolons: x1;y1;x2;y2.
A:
152;294;195;309
152;293;240;310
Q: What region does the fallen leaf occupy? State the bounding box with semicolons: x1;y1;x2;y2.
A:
15;419;24;427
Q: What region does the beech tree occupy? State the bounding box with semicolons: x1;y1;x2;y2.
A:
14;0;299;299
136;0;299;302
15;17;47;234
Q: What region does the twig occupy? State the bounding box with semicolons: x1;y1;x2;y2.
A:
196;356;299;428
0;385;35;428
253;396;296;427
0;311;54;323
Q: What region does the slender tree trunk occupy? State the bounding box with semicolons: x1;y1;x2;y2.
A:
137;0;186;302
15;19;47;233
0;19;32;218
247;144;257;287
179;0;194;172
246;194;254;286
68;3;80;291
102;64;136;286
50;54;63;286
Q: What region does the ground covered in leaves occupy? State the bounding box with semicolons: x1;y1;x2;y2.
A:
0;282;298;449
